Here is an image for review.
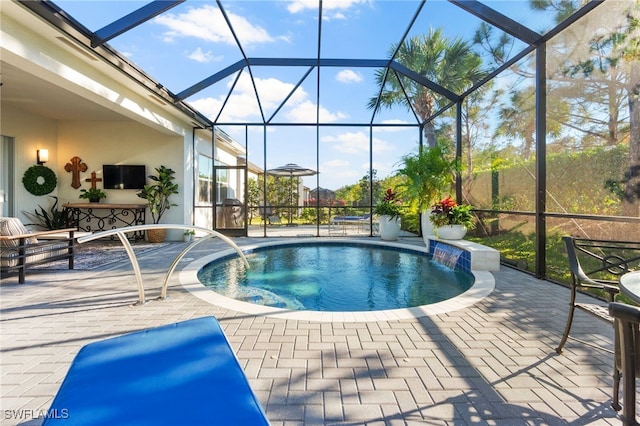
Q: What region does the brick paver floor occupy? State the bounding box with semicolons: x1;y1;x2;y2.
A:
0;236;627;425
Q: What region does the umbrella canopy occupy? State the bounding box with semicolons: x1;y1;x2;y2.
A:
266;163;317;177
266;163;317;225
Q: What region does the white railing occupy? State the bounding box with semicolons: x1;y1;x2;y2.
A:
77;224;249;305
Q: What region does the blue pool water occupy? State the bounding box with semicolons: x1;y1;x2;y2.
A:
197;243;474;312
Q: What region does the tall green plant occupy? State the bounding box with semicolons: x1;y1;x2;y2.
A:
137;165;179;224
395;141;459;212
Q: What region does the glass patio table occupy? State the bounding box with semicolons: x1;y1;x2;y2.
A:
612;270;640;424
620;271;640;304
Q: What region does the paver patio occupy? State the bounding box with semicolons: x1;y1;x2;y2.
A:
0;235;627;425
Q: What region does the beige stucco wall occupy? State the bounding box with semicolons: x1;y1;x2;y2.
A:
56;120;184;213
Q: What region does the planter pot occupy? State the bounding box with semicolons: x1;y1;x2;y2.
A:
183;234;194;242
147;228;167;243
379;215;401;241
436;225;467;240
421;210;435;248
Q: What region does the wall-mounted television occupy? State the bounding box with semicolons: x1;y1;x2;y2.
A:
102;165;147;190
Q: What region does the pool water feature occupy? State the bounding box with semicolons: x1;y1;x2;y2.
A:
432;242;464;269
179;239;495;322
197;243;473;312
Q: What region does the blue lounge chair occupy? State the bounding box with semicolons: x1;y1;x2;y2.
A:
43;317;270;425
329;214;375;234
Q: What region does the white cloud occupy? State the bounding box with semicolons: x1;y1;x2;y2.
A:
187;47;221;63
288;0;369;14
322;131;393;154
154;5;276;45
321;159;360;188
379;119;409;125
190;73;346;123
188;96;224;119
287;0;318;14
336;69;362;83
371;159;397;177
249;77;308;109
324;159;350;168
373;119;413;132
285;100;348;123
328;12;346;20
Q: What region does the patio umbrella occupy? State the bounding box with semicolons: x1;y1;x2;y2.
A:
266;163;317;225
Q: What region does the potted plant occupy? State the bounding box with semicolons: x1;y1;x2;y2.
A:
23;196;72;230
137;165;179;242
429;196;476;240
373;188;403;241
395;141;458;244
79;187;107;203
183;229;195;242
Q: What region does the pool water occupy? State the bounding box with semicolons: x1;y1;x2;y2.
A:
197;243;474;312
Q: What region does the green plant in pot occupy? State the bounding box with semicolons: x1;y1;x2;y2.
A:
430;196;476;239
373;188;403;219
373;188;403;241
137;165;179;242
23;196;71;230
395;141;458;243
79;187;107;203
183;229;196;241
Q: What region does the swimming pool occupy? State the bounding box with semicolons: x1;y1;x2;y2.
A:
198;243;473;311
179;239;495;322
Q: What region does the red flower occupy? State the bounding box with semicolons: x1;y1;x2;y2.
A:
430;196;475;229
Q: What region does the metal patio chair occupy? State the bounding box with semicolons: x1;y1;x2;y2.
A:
556;236;640;354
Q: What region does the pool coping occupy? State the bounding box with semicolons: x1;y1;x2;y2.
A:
178;238;495;323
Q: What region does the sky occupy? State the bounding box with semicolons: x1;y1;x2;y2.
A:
53;0;555;191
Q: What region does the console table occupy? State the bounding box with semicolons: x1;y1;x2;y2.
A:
64;203;147;240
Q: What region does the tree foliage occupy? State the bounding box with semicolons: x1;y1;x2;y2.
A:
369;28;486;147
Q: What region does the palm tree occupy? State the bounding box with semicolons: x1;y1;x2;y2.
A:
368;28;486;148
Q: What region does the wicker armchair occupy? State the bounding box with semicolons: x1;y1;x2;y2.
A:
0;217;76;284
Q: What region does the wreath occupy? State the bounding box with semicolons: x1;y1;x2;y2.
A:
22;165;57;196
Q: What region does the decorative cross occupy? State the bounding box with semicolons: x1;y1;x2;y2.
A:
64;156;88;189
85;171;102;189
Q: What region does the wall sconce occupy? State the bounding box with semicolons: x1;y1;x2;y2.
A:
37;149;49;165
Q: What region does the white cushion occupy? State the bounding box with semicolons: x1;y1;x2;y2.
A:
0;217;38;248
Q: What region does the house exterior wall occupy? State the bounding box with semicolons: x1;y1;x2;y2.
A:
1;2;257;239
2;107;59;221
0;2;206;240
56;120;184;215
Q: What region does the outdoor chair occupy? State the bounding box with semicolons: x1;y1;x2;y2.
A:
329;214;374;234
267;215;282;225
556;236;640;354
220;198;244;227
609;302;640;424
0;217;76;284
